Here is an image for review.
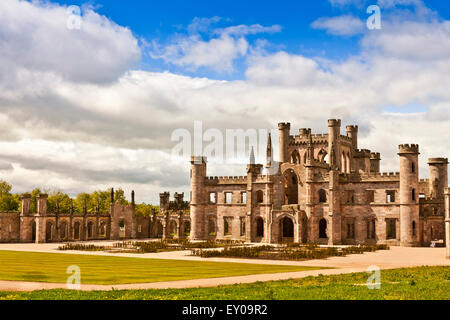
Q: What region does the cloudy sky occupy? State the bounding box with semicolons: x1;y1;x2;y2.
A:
0;0;449;204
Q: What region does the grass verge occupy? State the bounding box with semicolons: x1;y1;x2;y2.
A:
0;266;448;300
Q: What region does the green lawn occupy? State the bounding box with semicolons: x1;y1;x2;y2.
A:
0;250;323;285
1;266;449;300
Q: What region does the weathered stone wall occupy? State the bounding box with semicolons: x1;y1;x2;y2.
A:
0;212;20;243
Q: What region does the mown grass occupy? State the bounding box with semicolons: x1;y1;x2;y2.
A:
1;266;448;300
0;250;322;285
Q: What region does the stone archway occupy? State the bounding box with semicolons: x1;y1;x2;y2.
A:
155;221;163;238
256;217;264;238
184;221;191;236
318;149;328;163
319;218;327;239
168;220;178;238
87;221;94;239
59;221;68;240
207;217;216;236
301;213;308;244
291;150;300;164
73;221;81;240
280;216;294;242
31;221;36;242
46;221;54;242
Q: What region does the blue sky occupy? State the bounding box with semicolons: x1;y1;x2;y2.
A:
51;0;450;81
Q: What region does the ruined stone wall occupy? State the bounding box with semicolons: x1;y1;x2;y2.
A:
110;202;136;240
0;212;20;243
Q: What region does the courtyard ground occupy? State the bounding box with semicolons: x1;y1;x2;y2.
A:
0;241;448;292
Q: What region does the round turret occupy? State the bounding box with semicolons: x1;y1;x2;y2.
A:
190;156;207;240
278;123;291;163
398;144;420;246
428;158;449;199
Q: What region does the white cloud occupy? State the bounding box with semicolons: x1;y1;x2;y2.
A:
0;0;140;83
362;20;450;61
1;0;450;202
311;15;365;36
149;18;281;72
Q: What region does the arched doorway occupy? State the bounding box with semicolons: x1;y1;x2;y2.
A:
119;220;126;238
291;150;300;164
168;220;177;238
280;217;294;242
99;221;106;237
318;149;328;163
318;189;327;203
283;169;299;205
46;221;53;242
87;221;94;239
31;221;36;242
301;214;308;244
319;218;327;239
59;222;67;240
184;221;191;236
256;217;264;238
155;221;163;238
256;190;264;204
73;222;81;240
208;217;216;236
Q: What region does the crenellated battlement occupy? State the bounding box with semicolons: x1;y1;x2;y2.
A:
205;176;247;185
328;119;341;127
398;144;419;154
354;149;372;158
340;171;400;182
370;152;381;160
190;156;207;164
346;125;358;132
278;122;291;130
340;135;353;142
428;158;449;165
299;128;311;136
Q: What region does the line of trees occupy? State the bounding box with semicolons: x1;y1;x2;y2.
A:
0;180;158;216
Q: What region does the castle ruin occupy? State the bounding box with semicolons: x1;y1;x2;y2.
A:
190;119;449;247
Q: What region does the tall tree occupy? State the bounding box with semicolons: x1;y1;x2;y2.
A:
0;181;19;212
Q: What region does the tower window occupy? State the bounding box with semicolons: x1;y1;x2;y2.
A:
224;217;232;235
318;189;327;203
411;162;415;173
209;192;217;204
256;190;264;204
386;191;396;203
225;192;232;204
412;189;416;201
240;192;247;204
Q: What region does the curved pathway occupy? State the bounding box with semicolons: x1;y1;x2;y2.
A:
0;242;448;291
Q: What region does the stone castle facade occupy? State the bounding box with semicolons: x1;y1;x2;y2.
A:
190;119;450;247
0;189;191;243
1;118;449;250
